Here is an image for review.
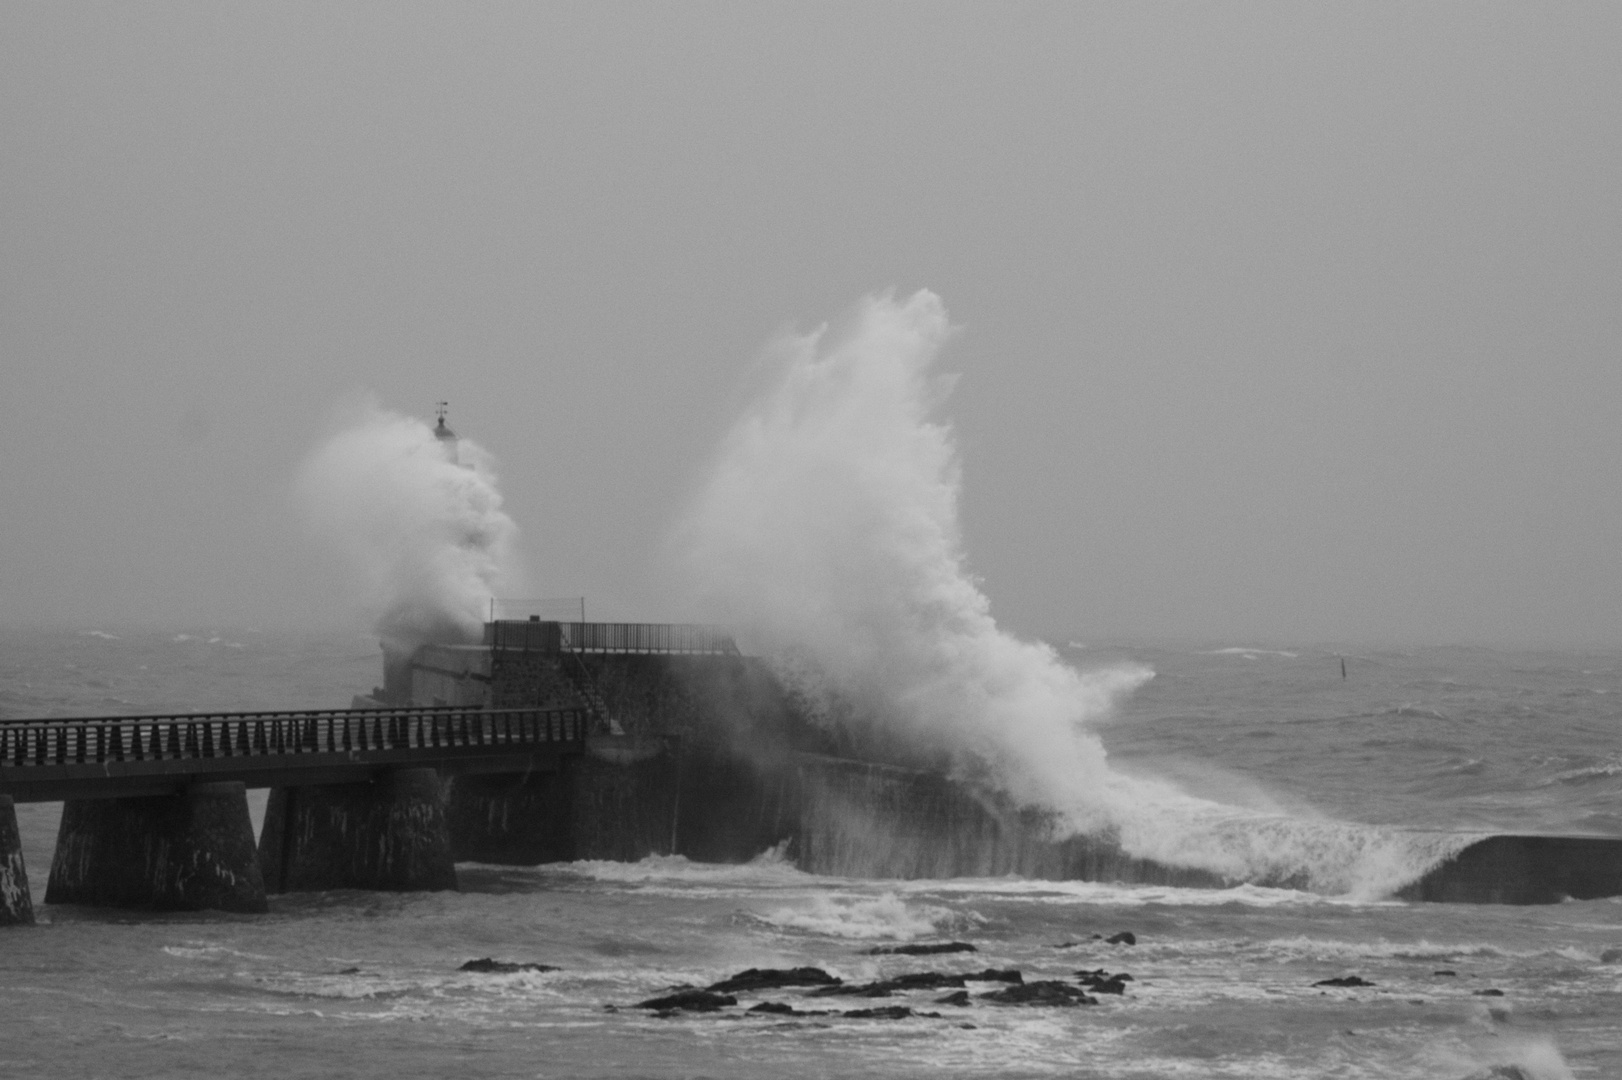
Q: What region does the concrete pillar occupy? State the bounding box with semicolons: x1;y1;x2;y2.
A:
569;741;681;862
447;771;573;865
45;782;267;913
259;769;456;893
1;795;35;926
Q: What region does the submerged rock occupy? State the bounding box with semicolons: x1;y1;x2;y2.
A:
867;942;978;956
1105;932;1136;946
934;990;970;1006
842;1005;936;1020
635;989;738;1011
707;967;841;993
980;981;1097;1006
1313;975;1375;988
459;958;559;974
1473;988;1505;997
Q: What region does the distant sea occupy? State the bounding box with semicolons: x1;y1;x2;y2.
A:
1;628;1618;1079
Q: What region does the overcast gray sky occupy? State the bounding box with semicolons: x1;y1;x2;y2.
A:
4;3;1620;647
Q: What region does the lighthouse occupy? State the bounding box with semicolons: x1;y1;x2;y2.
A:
433;401;459;465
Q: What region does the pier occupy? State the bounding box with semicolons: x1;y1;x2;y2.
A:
6;618;1622;923
0;620;737;923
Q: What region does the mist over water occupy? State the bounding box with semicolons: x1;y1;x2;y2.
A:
679;292;1464;895
294;402;521;651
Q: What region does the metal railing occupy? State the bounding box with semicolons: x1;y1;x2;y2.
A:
490;597;587;622
0;705;586;771
484;620;740;655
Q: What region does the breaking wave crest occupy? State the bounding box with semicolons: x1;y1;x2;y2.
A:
678;290;1461;896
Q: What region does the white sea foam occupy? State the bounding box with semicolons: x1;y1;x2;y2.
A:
676;291;1467;897
751;892;964;940
552;848;810;890
294;401;521;650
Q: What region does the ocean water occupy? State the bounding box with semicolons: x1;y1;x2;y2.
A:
2;628;1620;1079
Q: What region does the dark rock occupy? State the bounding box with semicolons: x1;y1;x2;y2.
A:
935;990;970;1006
1433;970;1458;977
1313;976;1376;988
812;972;966;997
966;968;1023;984
867;942;978;956
1600;947;1622;963
707;967;841;993
1473;988;1505;997
337;967;361;975
1075;969;1131;994
747;1001;797;1015
460;958;560;974
635;989;738;1011
1105;932;1136;946
980;980;1097;1006
745;1002;837;1018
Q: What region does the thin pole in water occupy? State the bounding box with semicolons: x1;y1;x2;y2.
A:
1340;657;1347;679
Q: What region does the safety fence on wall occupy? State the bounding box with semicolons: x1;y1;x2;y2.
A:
484;620;740;655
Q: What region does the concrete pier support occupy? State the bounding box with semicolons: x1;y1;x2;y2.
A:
259;769;457;893
1;795;35;926
447;771;572;865
44;783;268;913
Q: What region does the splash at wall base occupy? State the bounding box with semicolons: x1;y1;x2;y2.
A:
795;754;1227;887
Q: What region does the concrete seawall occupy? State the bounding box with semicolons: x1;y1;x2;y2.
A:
402;642;1622;904
1397;834;1622;904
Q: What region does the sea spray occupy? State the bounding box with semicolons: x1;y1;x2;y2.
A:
677;291;1151;818
678;291;1465;895
295;401;521;651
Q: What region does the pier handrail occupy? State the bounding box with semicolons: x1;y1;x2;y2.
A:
0;705;586;770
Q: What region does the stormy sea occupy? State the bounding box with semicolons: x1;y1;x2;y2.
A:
2;626;1619;1080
